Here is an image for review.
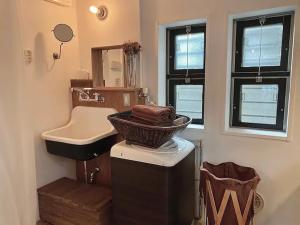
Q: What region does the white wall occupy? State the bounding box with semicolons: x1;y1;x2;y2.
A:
0;1;36;224
76;0;141;76
140;1;300;225
0;0;81;224
20;0;81;189
0;0;140;223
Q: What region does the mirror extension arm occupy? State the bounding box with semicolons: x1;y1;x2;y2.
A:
53;43;64;60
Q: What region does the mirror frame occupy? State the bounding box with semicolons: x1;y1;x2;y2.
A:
91;44;125;87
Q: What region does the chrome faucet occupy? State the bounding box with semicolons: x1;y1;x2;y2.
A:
71;88;105;103
92;93;105;102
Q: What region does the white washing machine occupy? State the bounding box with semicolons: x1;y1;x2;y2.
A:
111;137;195;225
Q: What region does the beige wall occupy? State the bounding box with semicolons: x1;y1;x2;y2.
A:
0;0;141;223
0;0;81;223
0;0;37;224
76;0;141;77
140;0;300;225
20;0;81;189
0;0;140;223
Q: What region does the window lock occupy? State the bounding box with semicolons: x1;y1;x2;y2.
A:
185;78;191;84
256;77;263;83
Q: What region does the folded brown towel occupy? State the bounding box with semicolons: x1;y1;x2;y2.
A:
131;105;176;125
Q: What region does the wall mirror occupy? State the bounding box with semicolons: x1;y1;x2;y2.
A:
53;24;74;42
52;24;74;60
102;48;124;87
92;43;141;88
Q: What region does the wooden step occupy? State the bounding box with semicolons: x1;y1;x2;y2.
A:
38;178;112;225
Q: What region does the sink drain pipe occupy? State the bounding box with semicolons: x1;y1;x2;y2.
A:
83;161;88;184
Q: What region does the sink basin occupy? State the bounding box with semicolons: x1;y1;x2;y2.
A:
42;106;118;161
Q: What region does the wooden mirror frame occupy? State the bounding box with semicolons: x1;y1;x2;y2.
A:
91;44;125;87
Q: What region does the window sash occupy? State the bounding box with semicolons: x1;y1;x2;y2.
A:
231;78;287;131
167;78;205;124
167;25;206;76
232;71;290;78
234;14;292;73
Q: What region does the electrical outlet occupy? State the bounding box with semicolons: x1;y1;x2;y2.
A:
24;50;32;64
44;0;72;7
123;93;131;107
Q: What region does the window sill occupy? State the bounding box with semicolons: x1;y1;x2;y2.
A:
180;124;204;139
186;124;205;132
223;127;289;142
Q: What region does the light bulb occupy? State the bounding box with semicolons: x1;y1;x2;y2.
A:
89;6;99;14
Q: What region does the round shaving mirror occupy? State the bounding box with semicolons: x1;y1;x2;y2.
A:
52;24;74;60
53;24;74;43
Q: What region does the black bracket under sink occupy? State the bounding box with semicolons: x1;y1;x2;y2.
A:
45;134;118;161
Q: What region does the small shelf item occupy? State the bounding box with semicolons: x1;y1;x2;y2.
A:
108;111;191;149
123;42;141;88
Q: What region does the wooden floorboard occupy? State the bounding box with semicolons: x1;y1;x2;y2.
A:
37;221;50;225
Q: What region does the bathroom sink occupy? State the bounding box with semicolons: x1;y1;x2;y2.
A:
42;106;118;161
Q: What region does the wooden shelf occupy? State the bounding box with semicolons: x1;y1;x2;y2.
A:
92;87;141;92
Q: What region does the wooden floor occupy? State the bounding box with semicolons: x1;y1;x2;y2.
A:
37;221;49;225
37;220;199;225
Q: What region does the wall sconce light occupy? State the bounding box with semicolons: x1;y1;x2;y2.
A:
89;5;108;20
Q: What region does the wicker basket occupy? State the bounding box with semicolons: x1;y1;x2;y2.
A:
108;111;191;149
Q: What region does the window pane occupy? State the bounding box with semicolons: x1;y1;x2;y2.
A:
242;24;283;67
176;85;203;120
175;33;205;70
240;84;278;125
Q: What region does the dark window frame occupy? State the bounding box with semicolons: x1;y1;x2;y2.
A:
167;78;205;124
231;78;287;130
231;12;293;131
166;24;206;125
234;14;292;73
167;25;206;77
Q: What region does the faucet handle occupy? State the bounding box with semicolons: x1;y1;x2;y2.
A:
79;92;89;100
93;93;100;99
93;93;105;103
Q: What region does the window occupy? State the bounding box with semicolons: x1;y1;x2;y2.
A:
167;24;206;124
231;13;293;131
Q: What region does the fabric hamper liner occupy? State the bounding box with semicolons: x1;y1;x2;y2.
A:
200;162;260;225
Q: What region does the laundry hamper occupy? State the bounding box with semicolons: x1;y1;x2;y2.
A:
200;162;260;225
